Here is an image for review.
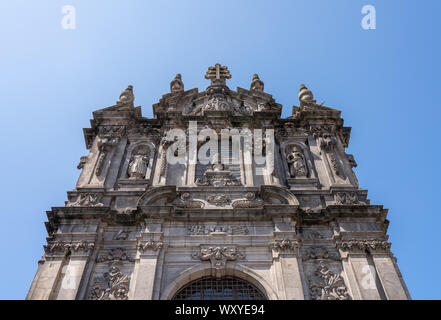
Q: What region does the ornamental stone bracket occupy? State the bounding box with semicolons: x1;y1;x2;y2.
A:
271;239;300;253
192;246;245;277
44;240;95;258
136;240;164;255
336;238;392;256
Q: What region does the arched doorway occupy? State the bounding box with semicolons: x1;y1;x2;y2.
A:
171;276;267;300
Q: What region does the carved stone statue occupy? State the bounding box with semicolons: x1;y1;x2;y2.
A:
170;74;184;93
127;154;149;179
117;85;134;107
287;146;307;178
250;74;264;92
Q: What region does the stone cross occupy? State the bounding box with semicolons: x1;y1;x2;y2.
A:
205;63;231;85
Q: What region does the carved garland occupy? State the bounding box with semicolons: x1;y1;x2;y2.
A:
44;241;94;255
337;239;391;252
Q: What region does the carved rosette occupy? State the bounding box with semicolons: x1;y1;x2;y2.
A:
308;261;350;300
192;246;245;269
89;266;130;300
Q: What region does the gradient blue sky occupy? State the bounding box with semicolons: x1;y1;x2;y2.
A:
0;0;440;299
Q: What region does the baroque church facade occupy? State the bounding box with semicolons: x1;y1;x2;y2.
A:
27;64;410;300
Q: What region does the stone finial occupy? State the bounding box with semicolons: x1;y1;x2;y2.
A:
298;84;316;107
117;85;134;107
250;74;264;92
170;74;184;93
205;63;231;86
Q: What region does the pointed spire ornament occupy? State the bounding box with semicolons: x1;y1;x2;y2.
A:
298;84;316;107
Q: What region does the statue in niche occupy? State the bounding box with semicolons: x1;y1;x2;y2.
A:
128;154;149;179
287;146;307;178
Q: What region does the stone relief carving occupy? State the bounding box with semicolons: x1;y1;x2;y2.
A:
337;239;391;252
66;193;103;207
192;246;245;269
173;193;205;208
207;194;230;205
308;261;350;300
44;240;94;255
97;248;134;264
89;266;130;300
303;247;339;261
188;225;249;235
127;154;149;179
195;163;241;187
272;239;299;251
334;192;359;205
286;146;307;178
113;229;130;240
232;192;264;208
137;240;164;252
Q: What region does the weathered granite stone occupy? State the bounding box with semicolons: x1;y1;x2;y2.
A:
27;66;410;300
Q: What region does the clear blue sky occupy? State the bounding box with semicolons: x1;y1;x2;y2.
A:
0;0;439;299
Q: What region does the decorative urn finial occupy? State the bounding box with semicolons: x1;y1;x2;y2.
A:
298;84;316;107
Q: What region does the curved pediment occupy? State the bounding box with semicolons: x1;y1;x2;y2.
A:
260;185;299;206
137;186;176;206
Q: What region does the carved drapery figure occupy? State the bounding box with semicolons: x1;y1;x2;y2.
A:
309;261;349;300
170;74;184;93
117;85;134;107
250;74;264;92
96;137;120;176
286;146;307;178
128;154;149;179
89;266;130;300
